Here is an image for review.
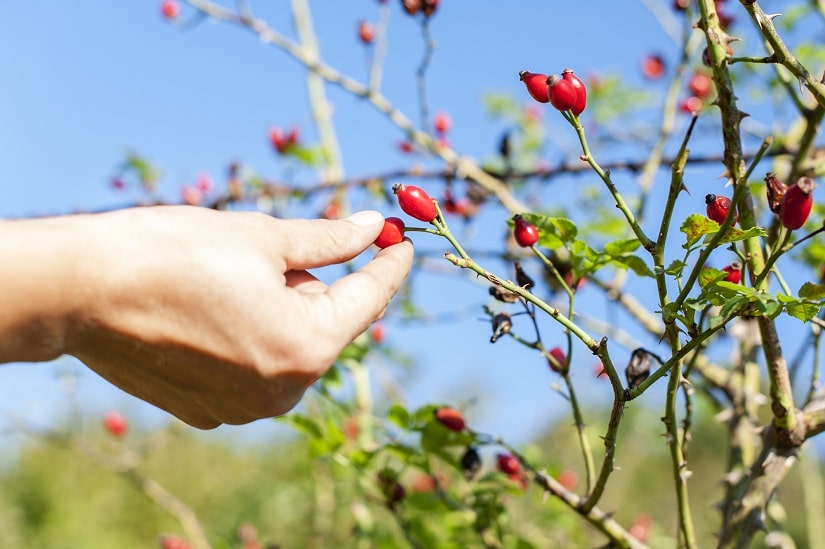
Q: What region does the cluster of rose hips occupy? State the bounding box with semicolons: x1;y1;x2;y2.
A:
268;126;300;154
519;69;587;116
705;173;817;232
401;0;438;18
374;182;437;248
432;407;527;489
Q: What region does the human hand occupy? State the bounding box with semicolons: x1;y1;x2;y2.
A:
0;206;413;428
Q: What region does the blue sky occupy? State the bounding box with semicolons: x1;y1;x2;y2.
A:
1;1;819;453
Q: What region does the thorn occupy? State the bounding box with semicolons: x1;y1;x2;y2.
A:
738;110;750;121
766;12;782;20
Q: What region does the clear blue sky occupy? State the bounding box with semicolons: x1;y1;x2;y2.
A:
0;1;817;451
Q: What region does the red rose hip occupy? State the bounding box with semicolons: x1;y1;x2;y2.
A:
705;194;737;225
722;262;742;284
512;214;539;247
434;407;466;432
497;453;521;475
392;183;437;222
547;346;567;373
103;411;128;438
561;69;587;116
374;217;405;248
546;74;577;112
519;70;550;104
780;177;816;230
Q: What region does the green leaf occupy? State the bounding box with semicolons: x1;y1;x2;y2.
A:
799;282;825;300
681;214;718;248
665;259;688;277
521;214;578;247
704;225;768;245
387;403;411;429
604;238;641;255
278;413;323;440
698;267;726;288
785;300;822;322
615;255;655;278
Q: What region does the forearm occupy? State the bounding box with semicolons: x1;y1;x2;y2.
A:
0;216;88;363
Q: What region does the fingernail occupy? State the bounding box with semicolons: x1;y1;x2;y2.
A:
345;210;383;228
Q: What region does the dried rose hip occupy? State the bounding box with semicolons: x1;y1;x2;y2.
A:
434;407;466;432
374;217;405;248
512;214;539;247
519;70;550;103
392;183;437;222
780;177;816;230
705;194;737;225
765;172;788;214
460;446;482;480
561;69;587;116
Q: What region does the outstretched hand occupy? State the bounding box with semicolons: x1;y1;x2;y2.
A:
0;206;413;428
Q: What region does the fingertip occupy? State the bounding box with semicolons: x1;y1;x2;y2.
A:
344;210;384;229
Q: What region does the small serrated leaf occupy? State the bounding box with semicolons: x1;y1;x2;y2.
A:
604;238;641;256
665;259;688;277
618;255;655;278
681;214;718;248
785;300;822;322
799;282;825;300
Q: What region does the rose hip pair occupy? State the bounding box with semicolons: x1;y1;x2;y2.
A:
374;183;438;248
519;69;587;116
765;172;816;230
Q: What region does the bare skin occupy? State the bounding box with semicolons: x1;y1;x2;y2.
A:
0;206;413;429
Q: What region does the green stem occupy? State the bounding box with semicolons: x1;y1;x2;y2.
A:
568;115;654;251
562;372;596;495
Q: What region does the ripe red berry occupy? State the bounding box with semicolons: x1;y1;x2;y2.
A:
705;194;737;225
103;411;128;438
561;69;587;116
519;70;550;104
547;347;567;373
688;72;713;99
546;74;577;112
398;140;415;154
497;453;521;475
392;183;437;222
558;469;579;490
780;176;816;230
374;217;405;248
722;262;742;284
434;407;466;432
512;214;539;247
401;0;421;15
269;126;299;153
369;322;386;344
433;111;451;134
679;96;704;114
159;535;192;549
641;54;666;80
161;0;180;20
358;20;375;44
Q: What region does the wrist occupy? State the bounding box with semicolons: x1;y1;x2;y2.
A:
0;215;93;363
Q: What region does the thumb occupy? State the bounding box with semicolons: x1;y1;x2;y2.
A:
280;210;385;271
